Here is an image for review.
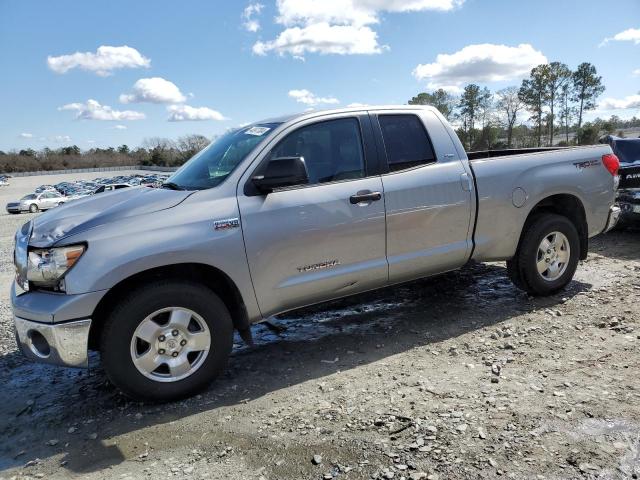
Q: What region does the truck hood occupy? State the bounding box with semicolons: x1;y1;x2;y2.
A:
29;187;193;247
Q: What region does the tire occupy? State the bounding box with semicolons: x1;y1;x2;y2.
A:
507;214;580;296
29;204;38;213
100;281;234;402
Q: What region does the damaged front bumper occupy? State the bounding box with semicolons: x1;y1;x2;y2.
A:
14;316;92;368
11;282;106;368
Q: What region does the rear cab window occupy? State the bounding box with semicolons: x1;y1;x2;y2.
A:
377;114;436;172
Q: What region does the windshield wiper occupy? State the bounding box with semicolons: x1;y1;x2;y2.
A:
161;182;184;191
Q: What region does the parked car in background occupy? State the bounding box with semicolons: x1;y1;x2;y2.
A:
6;191;67;213
11;106;620;401
35;185;57;194
93;183;131;194
64;188;95;202
601;135;640;225
0;175;9;186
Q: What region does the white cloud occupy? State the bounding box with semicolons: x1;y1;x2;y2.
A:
413;43;547;91
254;23;381;56
255;0;463;57
242;3;264;32
275;0;462;26
289;89;340;106
59;99;146;121
599;94;640;110
167;105;226;121
113;125;127;130
50;135;72;143
633;68;640;76
47;45;150;76
600;28;640;46
120;77;187;104
19;132;33;138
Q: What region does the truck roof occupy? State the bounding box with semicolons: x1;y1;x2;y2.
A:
259;104;438;126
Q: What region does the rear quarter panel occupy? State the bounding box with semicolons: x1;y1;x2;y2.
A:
471;145;615;262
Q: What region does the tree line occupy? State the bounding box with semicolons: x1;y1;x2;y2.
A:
408;61;636;151
0;134;211;173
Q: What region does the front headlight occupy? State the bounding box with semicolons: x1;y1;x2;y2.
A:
27;245;85;288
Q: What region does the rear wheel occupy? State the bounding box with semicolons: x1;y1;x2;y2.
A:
100;281;234;402
29;204;38;213
507;214;580;296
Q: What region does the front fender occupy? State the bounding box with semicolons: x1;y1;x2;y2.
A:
59;196;262;322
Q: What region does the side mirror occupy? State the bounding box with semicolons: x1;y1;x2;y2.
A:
252;156;309;194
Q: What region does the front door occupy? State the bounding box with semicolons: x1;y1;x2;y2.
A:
237;116;388;317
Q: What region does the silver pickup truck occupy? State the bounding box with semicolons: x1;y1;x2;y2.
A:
11;106;621;401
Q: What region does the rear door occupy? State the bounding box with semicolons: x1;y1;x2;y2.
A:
372;110;474;283
237;114;388;317
40;192;57;208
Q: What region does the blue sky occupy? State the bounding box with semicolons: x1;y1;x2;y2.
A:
0;0;638;151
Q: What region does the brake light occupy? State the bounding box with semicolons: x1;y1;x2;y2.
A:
602;153;619;176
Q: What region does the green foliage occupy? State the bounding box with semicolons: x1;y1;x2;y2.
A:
408;89;456;120
545;62;572;144
456;84;491;150
576;124;600;145
572;62;605;131
518;65;548;147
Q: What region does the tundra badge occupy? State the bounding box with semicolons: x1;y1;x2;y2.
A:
213;218;240;230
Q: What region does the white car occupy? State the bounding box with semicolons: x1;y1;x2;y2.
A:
6;191;67;214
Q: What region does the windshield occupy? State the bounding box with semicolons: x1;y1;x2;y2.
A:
21;194;36;200
167;123;280;190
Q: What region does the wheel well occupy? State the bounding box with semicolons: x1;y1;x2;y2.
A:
520;194;588;260
88;263;249;350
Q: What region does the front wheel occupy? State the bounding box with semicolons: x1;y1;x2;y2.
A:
28;204;38;213
507;214;580;296
100;281;234;401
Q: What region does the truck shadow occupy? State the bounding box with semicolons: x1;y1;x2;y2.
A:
0;262;592;474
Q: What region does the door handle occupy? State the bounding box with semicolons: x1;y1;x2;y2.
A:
350;191;382;204
460;173;472;192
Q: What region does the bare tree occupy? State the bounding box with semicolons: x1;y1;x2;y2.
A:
496;87;525;148
177;134;210;161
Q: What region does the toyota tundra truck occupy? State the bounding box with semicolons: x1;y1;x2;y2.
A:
11;106;621;401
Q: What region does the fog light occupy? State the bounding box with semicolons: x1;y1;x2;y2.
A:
28;330;51;358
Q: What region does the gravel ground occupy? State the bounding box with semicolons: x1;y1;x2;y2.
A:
0;175;639;479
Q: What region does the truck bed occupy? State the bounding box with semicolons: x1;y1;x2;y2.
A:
467;147;567;161
467;144;615;262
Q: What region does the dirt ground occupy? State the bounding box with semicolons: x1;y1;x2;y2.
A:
0;174;639;479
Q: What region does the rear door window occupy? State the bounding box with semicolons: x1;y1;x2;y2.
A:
378;114;436;172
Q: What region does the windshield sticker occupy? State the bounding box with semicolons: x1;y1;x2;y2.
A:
245;126;270;136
